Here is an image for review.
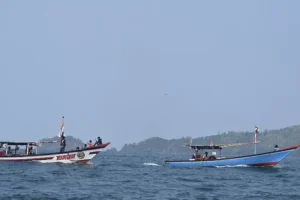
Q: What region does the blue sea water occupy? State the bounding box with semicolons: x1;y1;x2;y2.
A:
1;152;299;200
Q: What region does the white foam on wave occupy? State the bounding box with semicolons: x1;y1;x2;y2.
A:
143;162;161;167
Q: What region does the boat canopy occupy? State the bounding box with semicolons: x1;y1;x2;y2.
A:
190;145;223;150
188;141;260;150
0;140;59;147
0;141;39;146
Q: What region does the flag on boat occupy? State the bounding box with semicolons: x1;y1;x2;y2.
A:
58;116;65;137
61;116;64;133
255;126;259;134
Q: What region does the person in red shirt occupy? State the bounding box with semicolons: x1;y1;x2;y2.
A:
88;140;93;148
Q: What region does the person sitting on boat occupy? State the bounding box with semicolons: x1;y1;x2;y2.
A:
88;140;93;148
192;150;197;159
192;153;195;159
60;133;66;152
82;144;87;149
203;152;208;159
274;145;279;151
192;149;201;159
15;145;19;155
7;146;12;156
94;137;102;146
209;152;217;160
28;145;33;155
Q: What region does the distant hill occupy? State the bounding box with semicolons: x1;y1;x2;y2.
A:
38;136;84;153
120;125;300;156
104;147;118;153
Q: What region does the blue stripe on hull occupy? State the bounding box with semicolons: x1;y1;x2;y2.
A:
165;149;294;167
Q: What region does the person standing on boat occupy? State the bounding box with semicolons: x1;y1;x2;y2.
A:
59;116;66;152
60;133;66;152
255;126;259;135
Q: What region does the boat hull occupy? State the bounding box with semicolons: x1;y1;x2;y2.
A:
165;144;300;167
0;142;110;164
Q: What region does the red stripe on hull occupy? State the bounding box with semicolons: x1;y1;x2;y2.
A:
85;142;110;150
279;144;300;151
75;159;90;164
0;156;54;162
89;151;100;155
249;162;278;167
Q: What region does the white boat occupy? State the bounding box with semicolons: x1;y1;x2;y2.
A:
0;116;110;164
0;141;110;164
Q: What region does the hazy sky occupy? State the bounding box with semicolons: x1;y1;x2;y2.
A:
0;1;299;149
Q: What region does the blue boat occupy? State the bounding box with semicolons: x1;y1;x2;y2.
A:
165;127;300;167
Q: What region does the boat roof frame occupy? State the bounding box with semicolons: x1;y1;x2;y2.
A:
190;145;223;150
0;141;39;146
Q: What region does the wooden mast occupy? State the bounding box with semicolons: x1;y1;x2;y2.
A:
254;126;259;154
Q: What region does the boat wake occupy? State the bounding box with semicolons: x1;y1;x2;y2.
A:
143;163;161;167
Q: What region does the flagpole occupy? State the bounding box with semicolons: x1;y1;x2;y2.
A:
254;133;257;154
61;116;64;135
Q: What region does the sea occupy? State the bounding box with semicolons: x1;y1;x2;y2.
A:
1;152;299;200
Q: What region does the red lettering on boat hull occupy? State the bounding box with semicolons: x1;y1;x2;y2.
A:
56;154;76;160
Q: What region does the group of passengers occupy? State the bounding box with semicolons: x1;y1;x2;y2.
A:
192;150;216;160
191;144;281;160
5;144;33;156
6;135;104;155
87;136;103;148
72;136;103;151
